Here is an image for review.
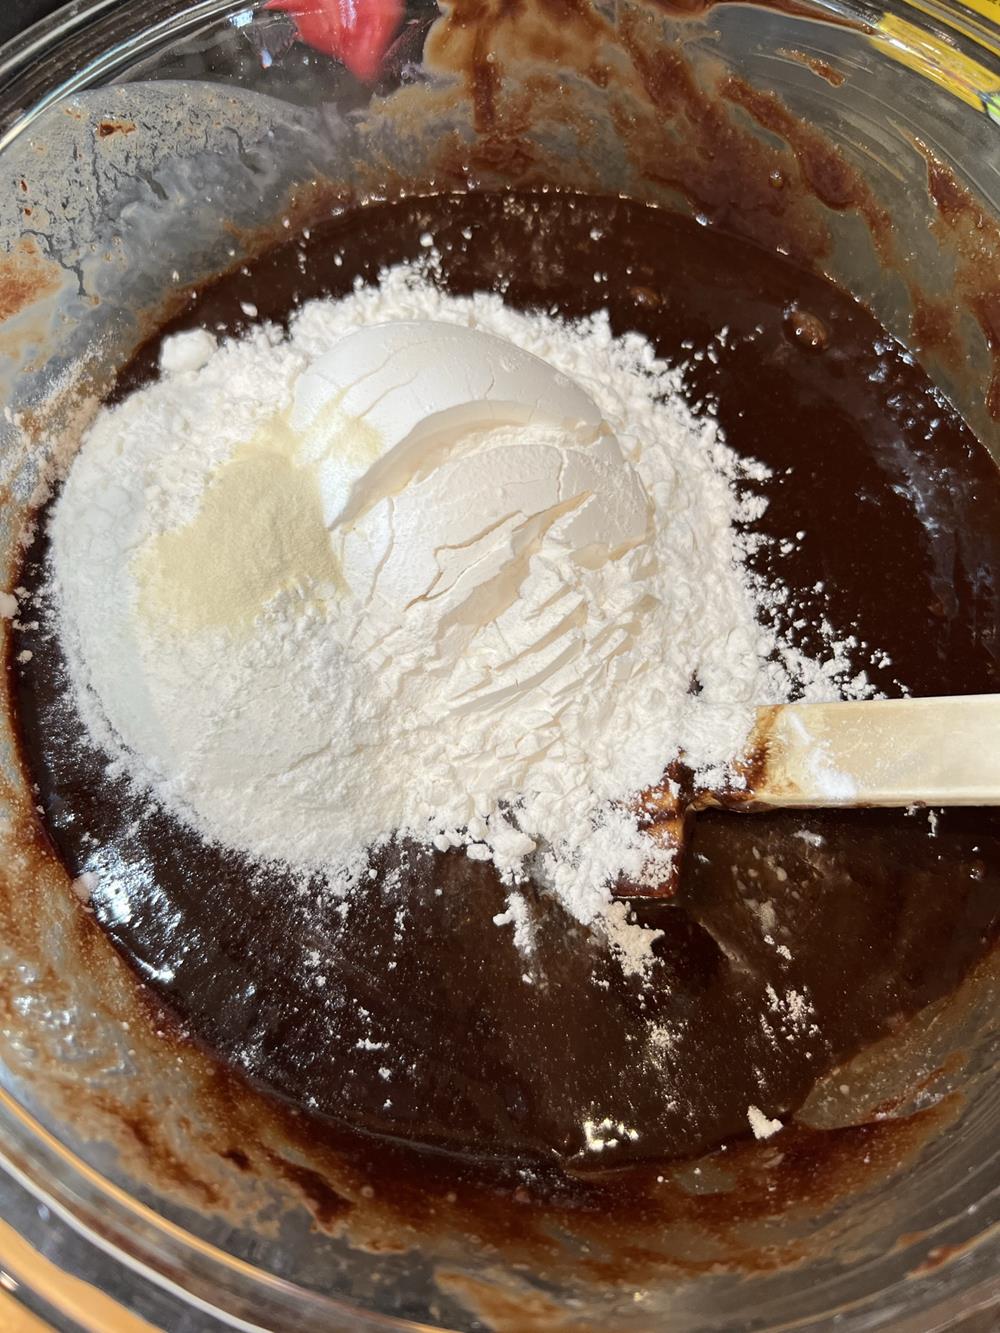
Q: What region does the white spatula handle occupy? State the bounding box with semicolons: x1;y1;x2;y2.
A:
751;694;1000;809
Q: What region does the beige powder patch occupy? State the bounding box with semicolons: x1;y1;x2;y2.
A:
135;421;340;636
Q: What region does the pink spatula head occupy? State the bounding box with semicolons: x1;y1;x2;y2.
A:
264;0;404;82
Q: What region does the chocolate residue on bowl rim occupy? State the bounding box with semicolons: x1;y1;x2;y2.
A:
0;1;997;1324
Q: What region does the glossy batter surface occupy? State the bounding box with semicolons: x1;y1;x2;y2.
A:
12;193;1000;1173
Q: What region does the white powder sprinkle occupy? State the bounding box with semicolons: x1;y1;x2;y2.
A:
747;1104;783;1139
49;259;867;974
793;829;825;848
582;1117;641;1152
70;871;98;904
492;891;536;956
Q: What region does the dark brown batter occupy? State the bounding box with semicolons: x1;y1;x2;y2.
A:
10;192;1000;1178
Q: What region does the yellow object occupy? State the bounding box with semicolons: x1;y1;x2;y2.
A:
0;1216;157;1333
872;11;1000;122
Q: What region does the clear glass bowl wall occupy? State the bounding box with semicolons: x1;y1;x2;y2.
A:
0;1;996;1329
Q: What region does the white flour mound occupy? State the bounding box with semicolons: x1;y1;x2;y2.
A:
50;261;858;961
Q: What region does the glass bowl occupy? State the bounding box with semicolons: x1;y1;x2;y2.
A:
0;1;996;1328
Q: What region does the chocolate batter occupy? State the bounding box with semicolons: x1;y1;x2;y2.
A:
11;193;1000;1176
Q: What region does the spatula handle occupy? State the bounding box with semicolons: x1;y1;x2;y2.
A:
750;694;1000;809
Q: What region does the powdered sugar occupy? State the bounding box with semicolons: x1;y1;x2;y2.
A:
49;258;867;972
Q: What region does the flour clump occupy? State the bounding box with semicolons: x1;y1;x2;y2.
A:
50;261;850;947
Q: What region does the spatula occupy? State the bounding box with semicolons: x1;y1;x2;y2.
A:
629;693;1000;898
